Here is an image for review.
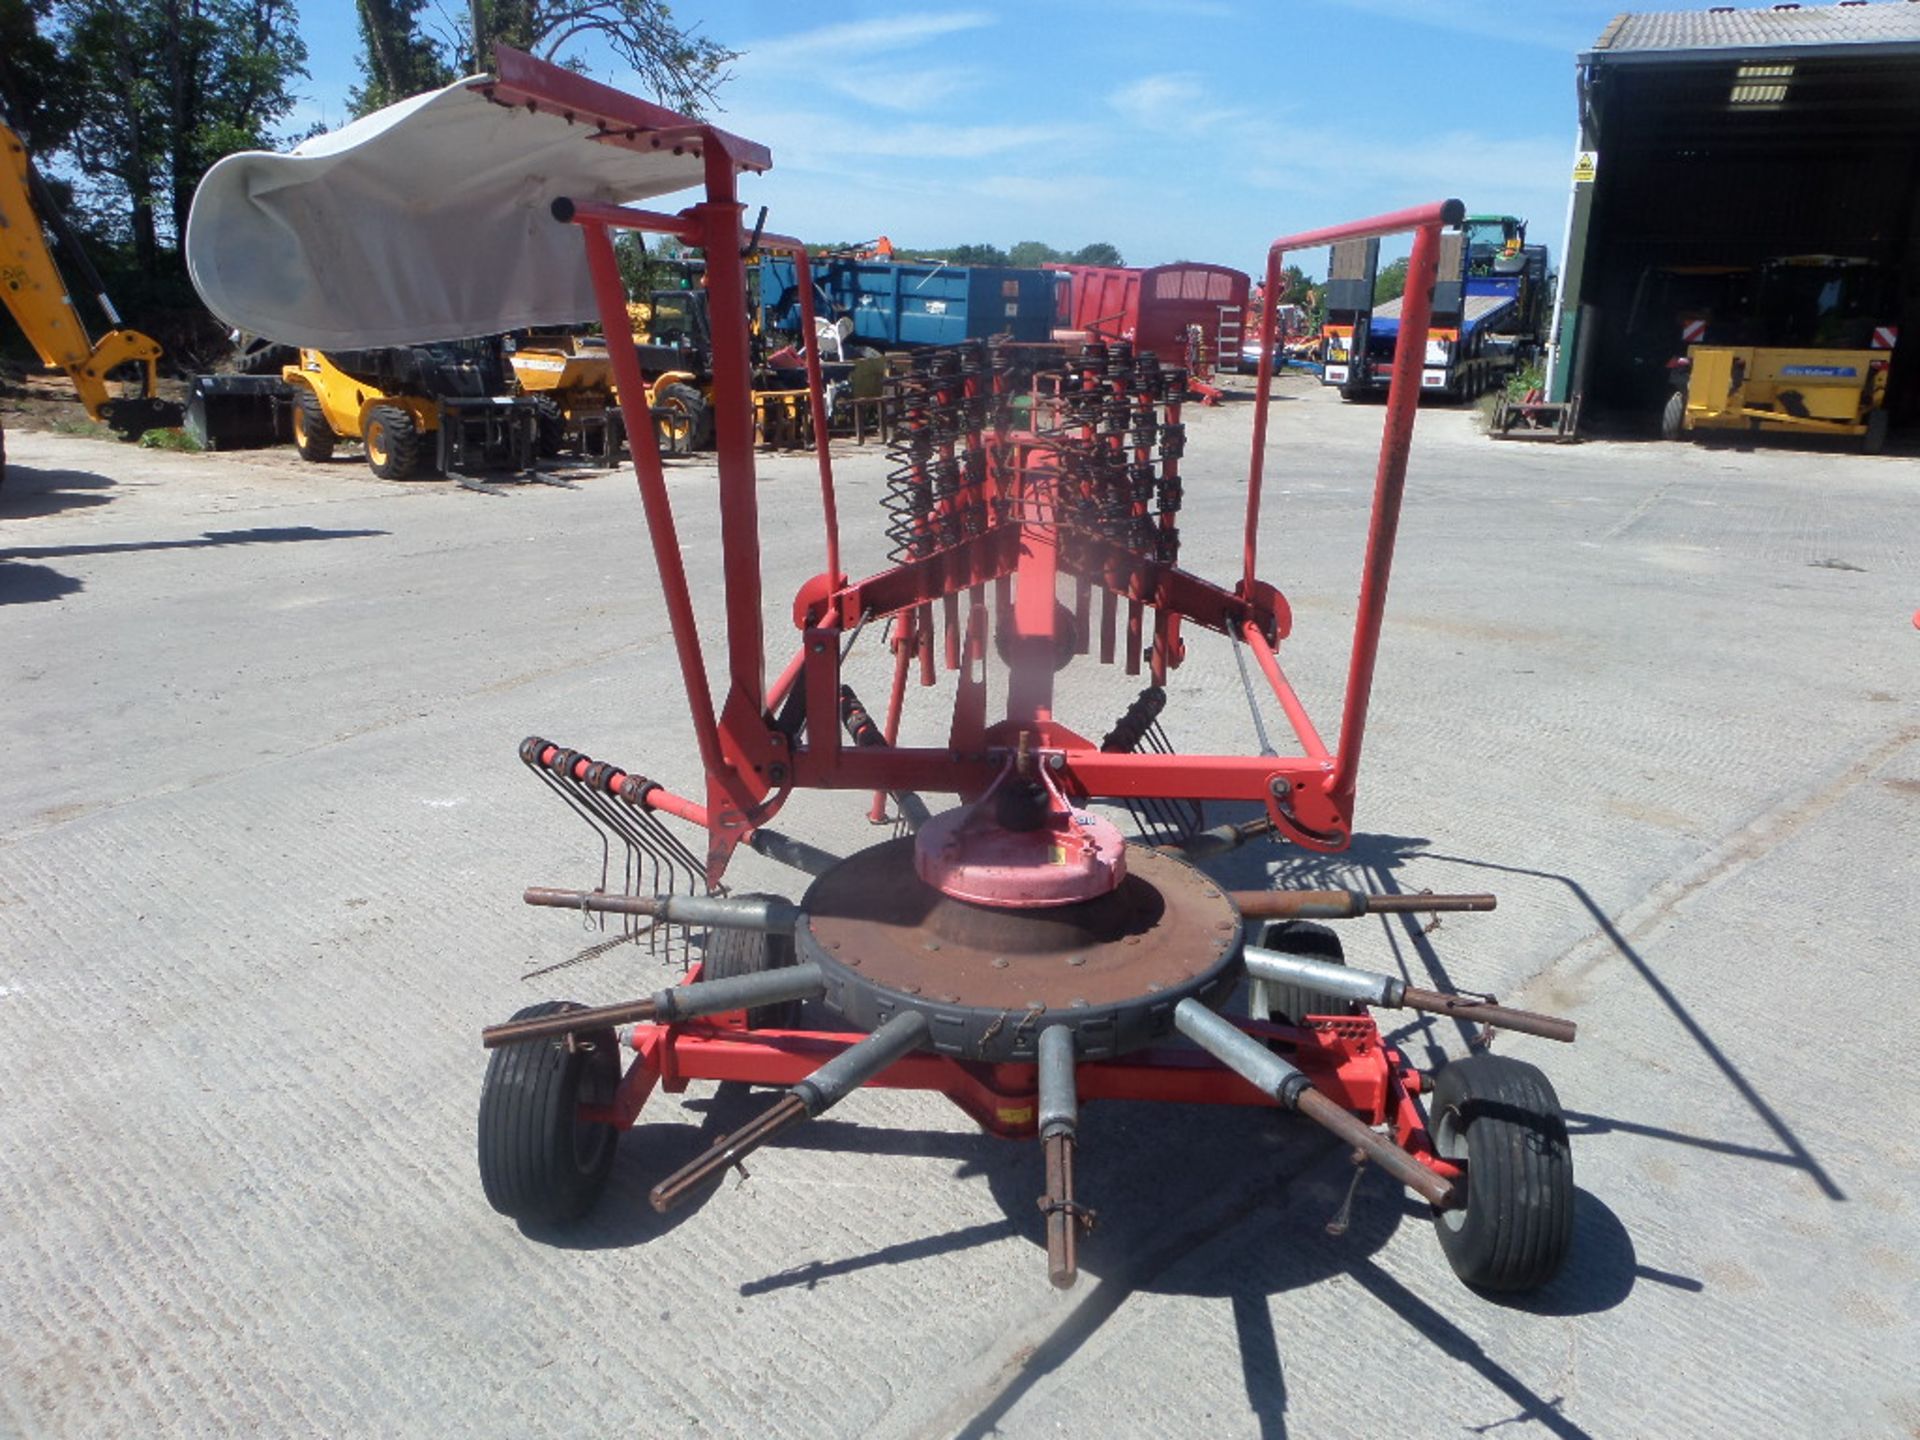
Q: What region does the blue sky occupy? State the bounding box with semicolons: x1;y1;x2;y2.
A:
293;1;1632;275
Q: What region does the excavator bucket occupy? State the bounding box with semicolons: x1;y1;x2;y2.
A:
183;376;288;450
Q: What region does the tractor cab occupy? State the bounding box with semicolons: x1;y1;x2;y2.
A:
1753;254;1893;351
635;287;713;377
1463;214;1527;276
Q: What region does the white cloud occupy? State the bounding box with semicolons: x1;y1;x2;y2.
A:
1242;126;1572;266
734;12;997;68
715;104;1059;167
1108;71;1243;131
1322;0;1596;54
817;63;985;113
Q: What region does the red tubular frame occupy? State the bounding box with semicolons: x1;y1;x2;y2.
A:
1245;201;1455;812
583;1015;1457;1185
496;51;1467;1194
565;166;1455;863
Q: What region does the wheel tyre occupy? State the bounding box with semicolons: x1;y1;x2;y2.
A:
291;390;335;462
236;341;298;376
1660;386;1687;442
1429;1052;1574;1292
656;382;712;455
699;894;801;1029
1253;919;1364;1023
533;396;566;457
363;404;423;479
1863;409;1890;455
477;1001;621;1224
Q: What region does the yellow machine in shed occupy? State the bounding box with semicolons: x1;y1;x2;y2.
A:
1663;256;1896;453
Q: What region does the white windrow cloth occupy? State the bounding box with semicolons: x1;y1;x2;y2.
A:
186;76;711;348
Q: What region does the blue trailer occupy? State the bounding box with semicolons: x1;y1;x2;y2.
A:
1322;216;1549;400
759;256;1056;348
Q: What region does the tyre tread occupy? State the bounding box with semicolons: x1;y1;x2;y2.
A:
1430;1052;1572;1292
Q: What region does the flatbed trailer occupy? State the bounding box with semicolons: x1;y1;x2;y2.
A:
1322;216;1547;401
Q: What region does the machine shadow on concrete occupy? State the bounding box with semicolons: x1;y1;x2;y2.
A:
0;461;117;520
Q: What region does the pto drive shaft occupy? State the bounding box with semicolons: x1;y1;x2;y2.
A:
1037;1024;1091;1290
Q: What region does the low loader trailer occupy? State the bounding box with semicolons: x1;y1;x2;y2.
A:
1323;215;1548;401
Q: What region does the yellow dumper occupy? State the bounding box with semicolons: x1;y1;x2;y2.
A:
508;334;624;460
1663;256;1895;453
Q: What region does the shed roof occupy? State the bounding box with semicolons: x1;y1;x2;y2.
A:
1587;3;1920;63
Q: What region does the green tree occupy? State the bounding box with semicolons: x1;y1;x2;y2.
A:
0;1;86;154
1069;242;1123;267
352;0;452;113
946;243;1010;266
54;0;308;274
1374;256;1409;304
1007;239;1061;267
353;0;737;118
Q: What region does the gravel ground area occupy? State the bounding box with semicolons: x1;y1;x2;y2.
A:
2;375;1916;1437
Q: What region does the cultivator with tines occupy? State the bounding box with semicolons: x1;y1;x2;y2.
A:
189;49;1580;1296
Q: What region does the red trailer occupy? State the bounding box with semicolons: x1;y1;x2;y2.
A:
1053;262;1250;384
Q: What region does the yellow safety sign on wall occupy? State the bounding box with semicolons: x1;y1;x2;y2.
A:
1572;151;1598;184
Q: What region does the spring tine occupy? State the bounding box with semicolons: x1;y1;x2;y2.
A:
522;739;718;968
526;759;614;912
1142;721;1203;836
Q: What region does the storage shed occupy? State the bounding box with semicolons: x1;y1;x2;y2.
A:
1548;2;1920;431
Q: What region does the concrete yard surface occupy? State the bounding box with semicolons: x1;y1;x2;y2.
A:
1;378;1917;1438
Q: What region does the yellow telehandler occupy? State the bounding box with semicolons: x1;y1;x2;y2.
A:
281;338;541;484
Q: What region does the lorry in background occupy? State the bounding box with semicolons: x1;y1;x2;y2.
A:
1661;255;1896;452
0;118;182;489
1321;214;1549;401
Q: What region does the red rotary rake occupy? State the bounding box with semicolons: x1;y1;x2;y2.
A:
457;53;1577;1292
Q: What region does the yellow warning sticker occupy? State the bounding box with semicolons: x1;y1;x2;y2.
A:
1572;151;1598;184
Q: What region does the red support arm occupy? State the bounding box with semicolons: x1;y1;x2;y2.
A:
1243;198;1462;817
1328;215;1449;808
578;219;726;782
757;235;842;585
